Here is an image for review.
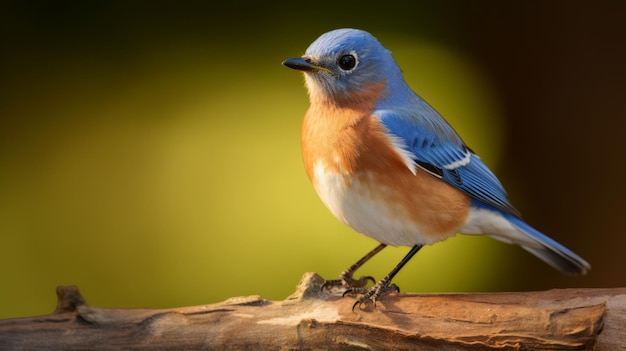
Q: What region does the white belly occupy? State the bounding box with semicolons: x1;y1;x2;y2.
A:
312;162;439;246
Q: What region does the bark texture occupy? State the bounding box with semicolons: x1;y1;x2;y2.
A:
1;273;623;350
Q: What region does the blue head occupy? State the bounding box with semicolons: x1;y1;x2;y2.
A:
283;29;412;106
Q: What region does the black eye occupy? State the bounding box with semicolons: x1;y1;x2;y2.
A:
338;54;357;71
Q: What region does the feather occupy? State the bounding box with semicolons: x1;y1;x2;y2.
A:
375;106;521;217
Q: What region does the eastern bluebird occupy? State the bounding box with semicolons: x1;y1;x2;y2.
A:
282;28;590;308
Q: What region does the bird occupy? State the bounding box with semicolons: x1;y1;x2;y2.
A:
282;28;590;309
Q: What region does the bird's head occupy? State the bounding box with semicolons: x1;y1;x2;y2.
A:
283;28;406;107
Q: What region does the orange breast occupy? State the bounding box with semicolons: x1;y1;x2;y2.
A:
301;84;470;245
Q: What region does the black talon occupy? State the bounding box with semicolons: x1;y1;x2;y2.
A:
320;244;388;293
342;287;363;297
350;282;401;311
320;279;340;292
348;245;422;310
363;276;376;285
322;244;422;309
321;275;376;292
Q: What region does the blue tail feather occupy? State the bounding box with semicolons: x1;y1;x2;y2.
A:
503;212;590;275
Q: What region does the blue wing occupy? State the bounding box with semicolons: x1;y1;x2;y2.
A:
376;103;521;218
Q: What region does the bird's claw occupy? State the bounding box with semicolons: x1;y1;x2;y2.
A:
344;283;400;311
320;273;376;292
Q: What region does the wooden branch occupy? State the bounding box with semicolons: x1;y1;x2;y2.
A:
1;273;624;350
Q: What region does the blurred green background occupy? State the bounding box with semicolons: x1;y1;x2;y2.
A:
1;1;625;319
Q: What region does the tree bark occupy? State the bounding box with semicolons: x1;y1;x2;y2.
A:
0;273;623;350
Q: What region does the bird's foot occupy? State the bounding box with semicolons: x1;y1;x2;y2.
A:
321;270;375;292
343;278;399;311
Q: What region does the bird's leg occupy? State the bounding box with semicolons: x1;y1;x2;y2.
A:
345;244;423;310
321;243;387;291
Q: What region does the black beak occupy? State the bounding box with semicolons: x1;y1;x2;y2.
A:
282;57;317;72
